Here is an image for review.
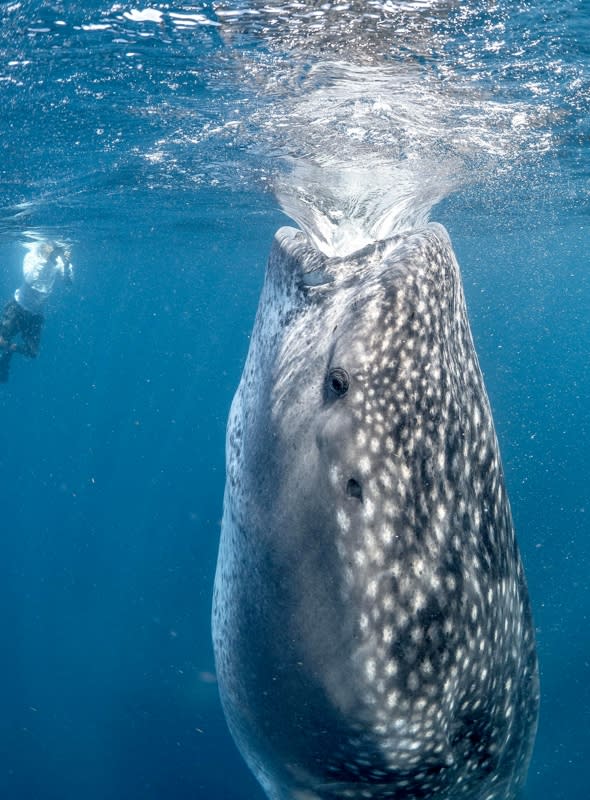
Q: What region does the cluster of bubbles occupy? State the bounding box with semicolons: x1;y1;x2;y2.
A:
213;0;575;254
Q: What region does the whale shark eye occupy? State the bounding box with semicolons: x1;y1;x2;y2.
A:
328;368;349;397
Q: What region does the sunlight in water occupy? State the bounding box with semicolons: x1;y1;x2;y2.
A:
0;0;573;242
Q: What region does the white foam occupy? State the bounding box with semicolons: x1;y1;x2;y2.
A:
123;8;163;24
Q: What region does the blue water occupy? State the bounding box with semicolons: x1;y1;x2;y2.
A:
0;2;588;799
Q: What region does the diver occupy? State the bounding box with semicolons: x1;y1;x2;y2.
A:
0;240;74;382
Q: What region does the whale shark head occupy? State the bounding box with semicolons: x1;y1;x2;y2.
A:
216;224;538;800
245;224;479;591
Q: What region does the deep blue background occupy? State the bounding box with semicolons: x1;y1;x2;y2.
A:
0;194;588;799
0;200;281;799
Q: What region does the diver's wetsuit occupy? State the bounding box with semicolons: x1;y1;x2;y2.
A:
0;299;43;382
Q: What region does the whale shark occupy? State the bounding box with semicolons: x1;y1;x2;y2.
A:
212;223;539;800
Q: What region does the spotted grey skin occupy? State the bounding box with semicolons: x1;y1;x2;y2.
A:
212;224;539;800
